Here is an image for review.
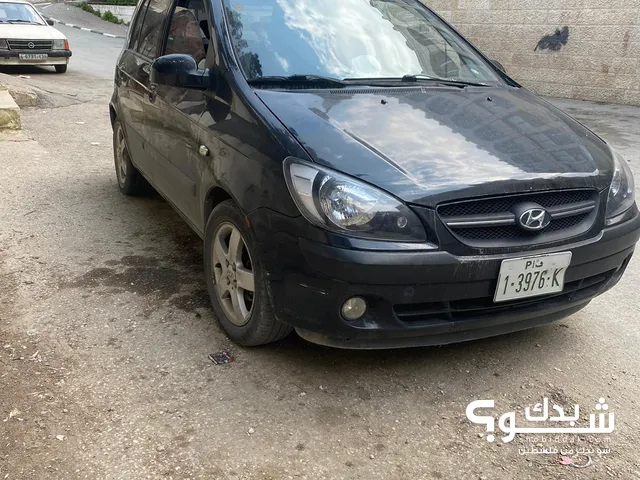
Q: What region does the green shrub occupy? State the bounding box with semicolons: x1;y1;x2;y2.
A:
79;1;97;15
101;10;123;24
77;2;124;23
88;0;137;5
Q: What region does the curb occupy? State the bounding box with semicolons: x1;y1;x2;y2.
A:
0;89;21;131
40;13;127;39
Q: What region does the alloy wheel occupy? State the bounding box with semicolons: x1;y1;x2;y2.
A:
211;222;255;326
114;125;128;188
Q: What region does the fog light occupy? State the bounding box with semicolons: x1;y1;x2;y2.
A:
341;297;367;321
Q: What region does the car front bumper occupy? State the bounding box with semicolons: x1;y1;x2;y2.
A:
0;50;71;66
249;206;640;349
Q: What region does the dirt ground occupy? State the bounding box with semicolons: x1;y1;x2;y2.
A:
2;45;640;479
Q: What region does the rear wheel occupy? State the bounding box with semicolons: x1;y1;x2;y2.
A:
54;64;67;73
113;119;147;196
204;200;293;346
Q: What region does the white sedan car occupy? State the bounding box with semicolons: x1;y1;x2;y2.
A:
0;0;71;73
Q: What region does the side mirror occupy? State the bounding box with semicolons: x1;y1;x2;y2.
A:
46;19;55;26
491;59;506;73
151;54;210;90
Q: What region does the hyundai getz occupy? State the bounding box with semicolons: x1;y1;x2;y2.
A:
110;0;640;348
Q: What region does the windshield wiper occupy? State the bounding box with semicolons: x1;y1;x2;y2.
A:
248;74;347;88
401;74;489;88
343;75;491;88
7;19;41;24
249;74;489;90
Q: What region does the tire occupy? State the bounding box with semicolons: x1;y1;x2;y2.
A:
55;64;67;73
204;200;293;346
112;119;148;196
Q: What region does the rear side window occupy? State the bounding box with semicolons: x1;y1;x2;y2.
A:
133;0;172;59
129;0;150;51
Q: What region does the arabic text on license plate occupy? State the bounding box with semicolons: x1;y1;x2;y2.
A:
494;252;572;303
19;54;48;60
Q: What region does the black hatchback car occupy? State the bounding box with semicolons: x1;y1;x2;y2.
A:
110;0;640;348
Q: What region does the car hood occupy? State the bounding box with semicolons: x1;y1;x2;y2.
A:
0;24;66;39
256;86;614;207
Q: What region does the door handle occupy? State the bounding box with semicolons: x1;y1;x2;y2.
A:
199;145;210;157
148;84;157;103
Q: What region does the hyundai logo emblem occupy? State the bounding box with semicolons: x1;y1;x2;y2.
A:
28;42;35;49
518;208;551;231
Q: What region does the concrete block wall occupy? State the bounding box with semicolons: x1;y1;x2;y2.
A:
90;5;136;23
423;0;640;106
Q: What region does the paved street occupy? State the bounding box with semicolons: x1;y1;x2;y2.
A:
1;24;640;480
59;24;124;79
39;3;129;38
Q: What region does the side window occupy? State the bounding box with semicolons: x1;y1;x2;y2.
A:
164;0;208;66
134;0;172;59
129;0;150;51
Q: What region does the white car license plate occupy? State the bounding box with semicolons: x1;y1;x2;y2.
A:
19;54;48;60
494;252;572;303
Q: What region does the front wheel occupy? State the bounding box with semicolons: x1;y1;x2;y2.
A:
204;200;293;346
54;64;67;73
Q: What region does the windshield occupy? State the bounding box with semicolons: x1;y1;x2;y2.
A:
0;2;46;24
223;0;502;84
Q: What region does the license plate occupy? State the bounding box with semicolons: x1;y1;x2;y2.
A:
19;54;48;60
494;252;572;303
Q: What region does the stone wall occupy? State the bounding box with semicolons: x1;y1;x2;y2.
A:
423;0;640;106
90;4;136;24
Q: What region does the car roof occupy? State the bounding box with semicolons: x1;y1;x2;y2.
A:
0;0;34;4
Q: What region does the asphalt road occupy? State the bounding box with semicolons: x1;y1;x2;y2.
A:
60;24;124;79
1;25;640;480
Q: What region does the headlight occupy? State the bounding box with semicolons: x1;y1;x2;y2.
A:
606;150;636;221
52;39;67;50
0;39;8;50
284;157;427;242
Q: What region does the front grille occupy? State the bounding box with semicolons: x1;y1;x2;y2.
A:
394;269;615;324
454;213;589;241
439;190;595;218
437;189;600;248
7;40;53;51
545;213;589;232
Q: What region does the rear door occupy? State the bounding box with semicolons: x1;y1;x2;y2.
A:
114;0;153;173
143;0;211;228
118;0;172;183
